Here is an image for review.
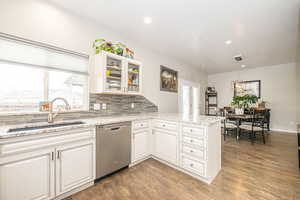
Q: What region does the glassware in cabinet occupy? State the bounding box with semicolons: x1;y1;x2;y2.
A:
127;63;140;93
105;56;123;92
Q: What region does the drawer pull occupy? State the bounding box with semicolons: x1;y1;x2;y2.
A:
141;124;143;127
190;140;194;143
190;129;193;132
190;163;194;167
162;124;166;127
190;150;194;153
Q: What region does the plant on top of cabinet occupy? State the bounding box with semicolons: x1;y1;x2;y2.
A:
93;39;134;59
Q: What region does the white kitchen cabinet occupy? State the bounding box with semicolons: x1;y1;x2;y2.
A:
131;120;150;164
153;129;178;165
55;140;95;196
90;51;142;95
132;129;150;163
0;127;95;200
0;149;55;200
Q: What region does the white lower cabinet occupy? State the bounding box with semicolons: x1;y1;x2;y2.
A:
0;128;95;200
132;129;150;162
0;149;55;200
153;129;177;165
55;140;94;196
132;120;221;184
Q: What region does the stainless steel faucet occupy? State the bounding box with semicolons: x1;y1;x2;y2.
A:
48;97;70;123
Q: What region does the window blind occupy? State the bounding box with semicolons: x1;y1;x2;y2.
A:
0;33;89;75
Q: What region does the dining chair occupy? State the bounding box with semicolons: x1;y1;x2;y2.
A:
239;109;267;144
219;108;237;141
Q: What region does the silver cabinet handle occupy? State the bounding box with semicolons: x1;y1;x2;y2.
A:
190;163;194;167
190;140;194;143
190;150;194;153
57;151;60;159
51;152;54;161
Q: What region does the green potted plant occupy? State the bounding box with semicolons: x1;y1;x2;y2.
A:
231;95;259;114
93;39;115;54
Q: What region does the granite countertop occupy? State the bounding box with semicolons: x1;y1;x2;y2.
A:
0;113;223;139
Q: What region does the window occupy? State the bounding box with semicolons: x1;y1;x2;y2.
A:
0;64;44;113
49;71;87;111
0;34;89;113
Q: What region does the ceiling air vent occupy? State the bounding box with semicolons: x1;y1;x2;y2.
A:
233;54;243;62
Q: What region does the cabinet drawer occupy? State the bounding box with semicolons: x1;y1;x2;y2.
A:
154;120;178;132
182;135;206;148
182;125;205;138
182;156;206;176
133;120;149;131
182;145;206;160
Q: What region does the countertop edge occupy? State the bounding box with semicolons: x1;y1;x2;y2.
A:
0;114;223;139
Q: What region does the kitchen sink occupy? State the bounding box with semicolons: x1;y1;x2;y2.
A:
7;121;85;133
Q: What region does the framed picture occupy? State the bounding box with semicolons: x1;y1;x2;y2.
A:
160;65;178;93
234;80;261;98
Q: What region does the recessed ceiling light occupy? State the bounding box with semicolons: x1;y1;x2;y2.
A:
241;65;246;68
144;17;152;24
225;40;232;45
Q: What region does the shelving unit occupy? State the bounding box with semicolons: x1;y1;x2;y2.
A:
205;92;218;116
90;51;142;95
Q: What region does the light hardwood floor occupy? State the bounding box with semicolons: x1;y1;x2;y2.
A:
68;131;300;200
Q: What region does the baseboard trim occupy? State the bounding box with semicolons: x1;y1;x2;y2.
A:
270;129;297;134
131;155;216;184
151;156;213;184
55;182;94;200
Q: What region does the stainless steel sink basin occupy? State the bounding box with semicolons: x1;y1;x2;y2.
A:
7;121;85;133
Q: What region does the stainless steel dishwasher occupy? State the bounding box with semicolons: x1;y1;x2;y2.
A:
96;122;131;179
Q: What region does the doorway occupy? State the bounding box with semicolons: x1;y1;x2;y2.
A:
178;79;201;116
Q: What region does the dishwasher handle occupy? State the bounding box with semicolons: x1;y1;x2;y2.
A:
110;127;121;131
104;126;127;132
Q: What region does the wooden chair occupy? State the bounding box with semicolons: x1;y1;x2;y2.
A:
239;109;267;144
219;108;237;141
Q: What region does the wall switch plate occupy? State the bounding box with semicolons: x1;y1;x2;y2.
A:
93;104;101;111
102;103;107;110
131;103;135;109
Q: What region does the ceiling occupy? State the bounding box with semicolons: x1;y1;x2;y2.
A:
49;0;300;74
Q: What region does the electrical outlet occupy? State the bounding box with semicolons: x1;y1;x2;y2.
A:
102;103;107;110
93;104;101;111
131;103;135;109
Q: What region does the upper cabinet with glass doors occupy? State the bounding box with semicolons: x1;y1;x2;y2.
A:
90;51;142;95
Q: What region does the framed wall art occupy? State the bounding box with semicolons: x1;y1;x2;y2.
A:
234;80;261;98
160;65;178;93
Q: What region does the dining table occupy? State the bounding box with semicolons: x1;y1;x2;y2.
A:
226;113;253;140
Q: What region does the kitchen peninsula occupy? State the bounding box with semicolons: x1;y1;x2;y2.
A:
0;113;222;200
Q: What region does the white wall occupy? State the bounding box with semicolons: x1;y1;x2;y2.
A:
208;63;300;133
0;0;208;113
